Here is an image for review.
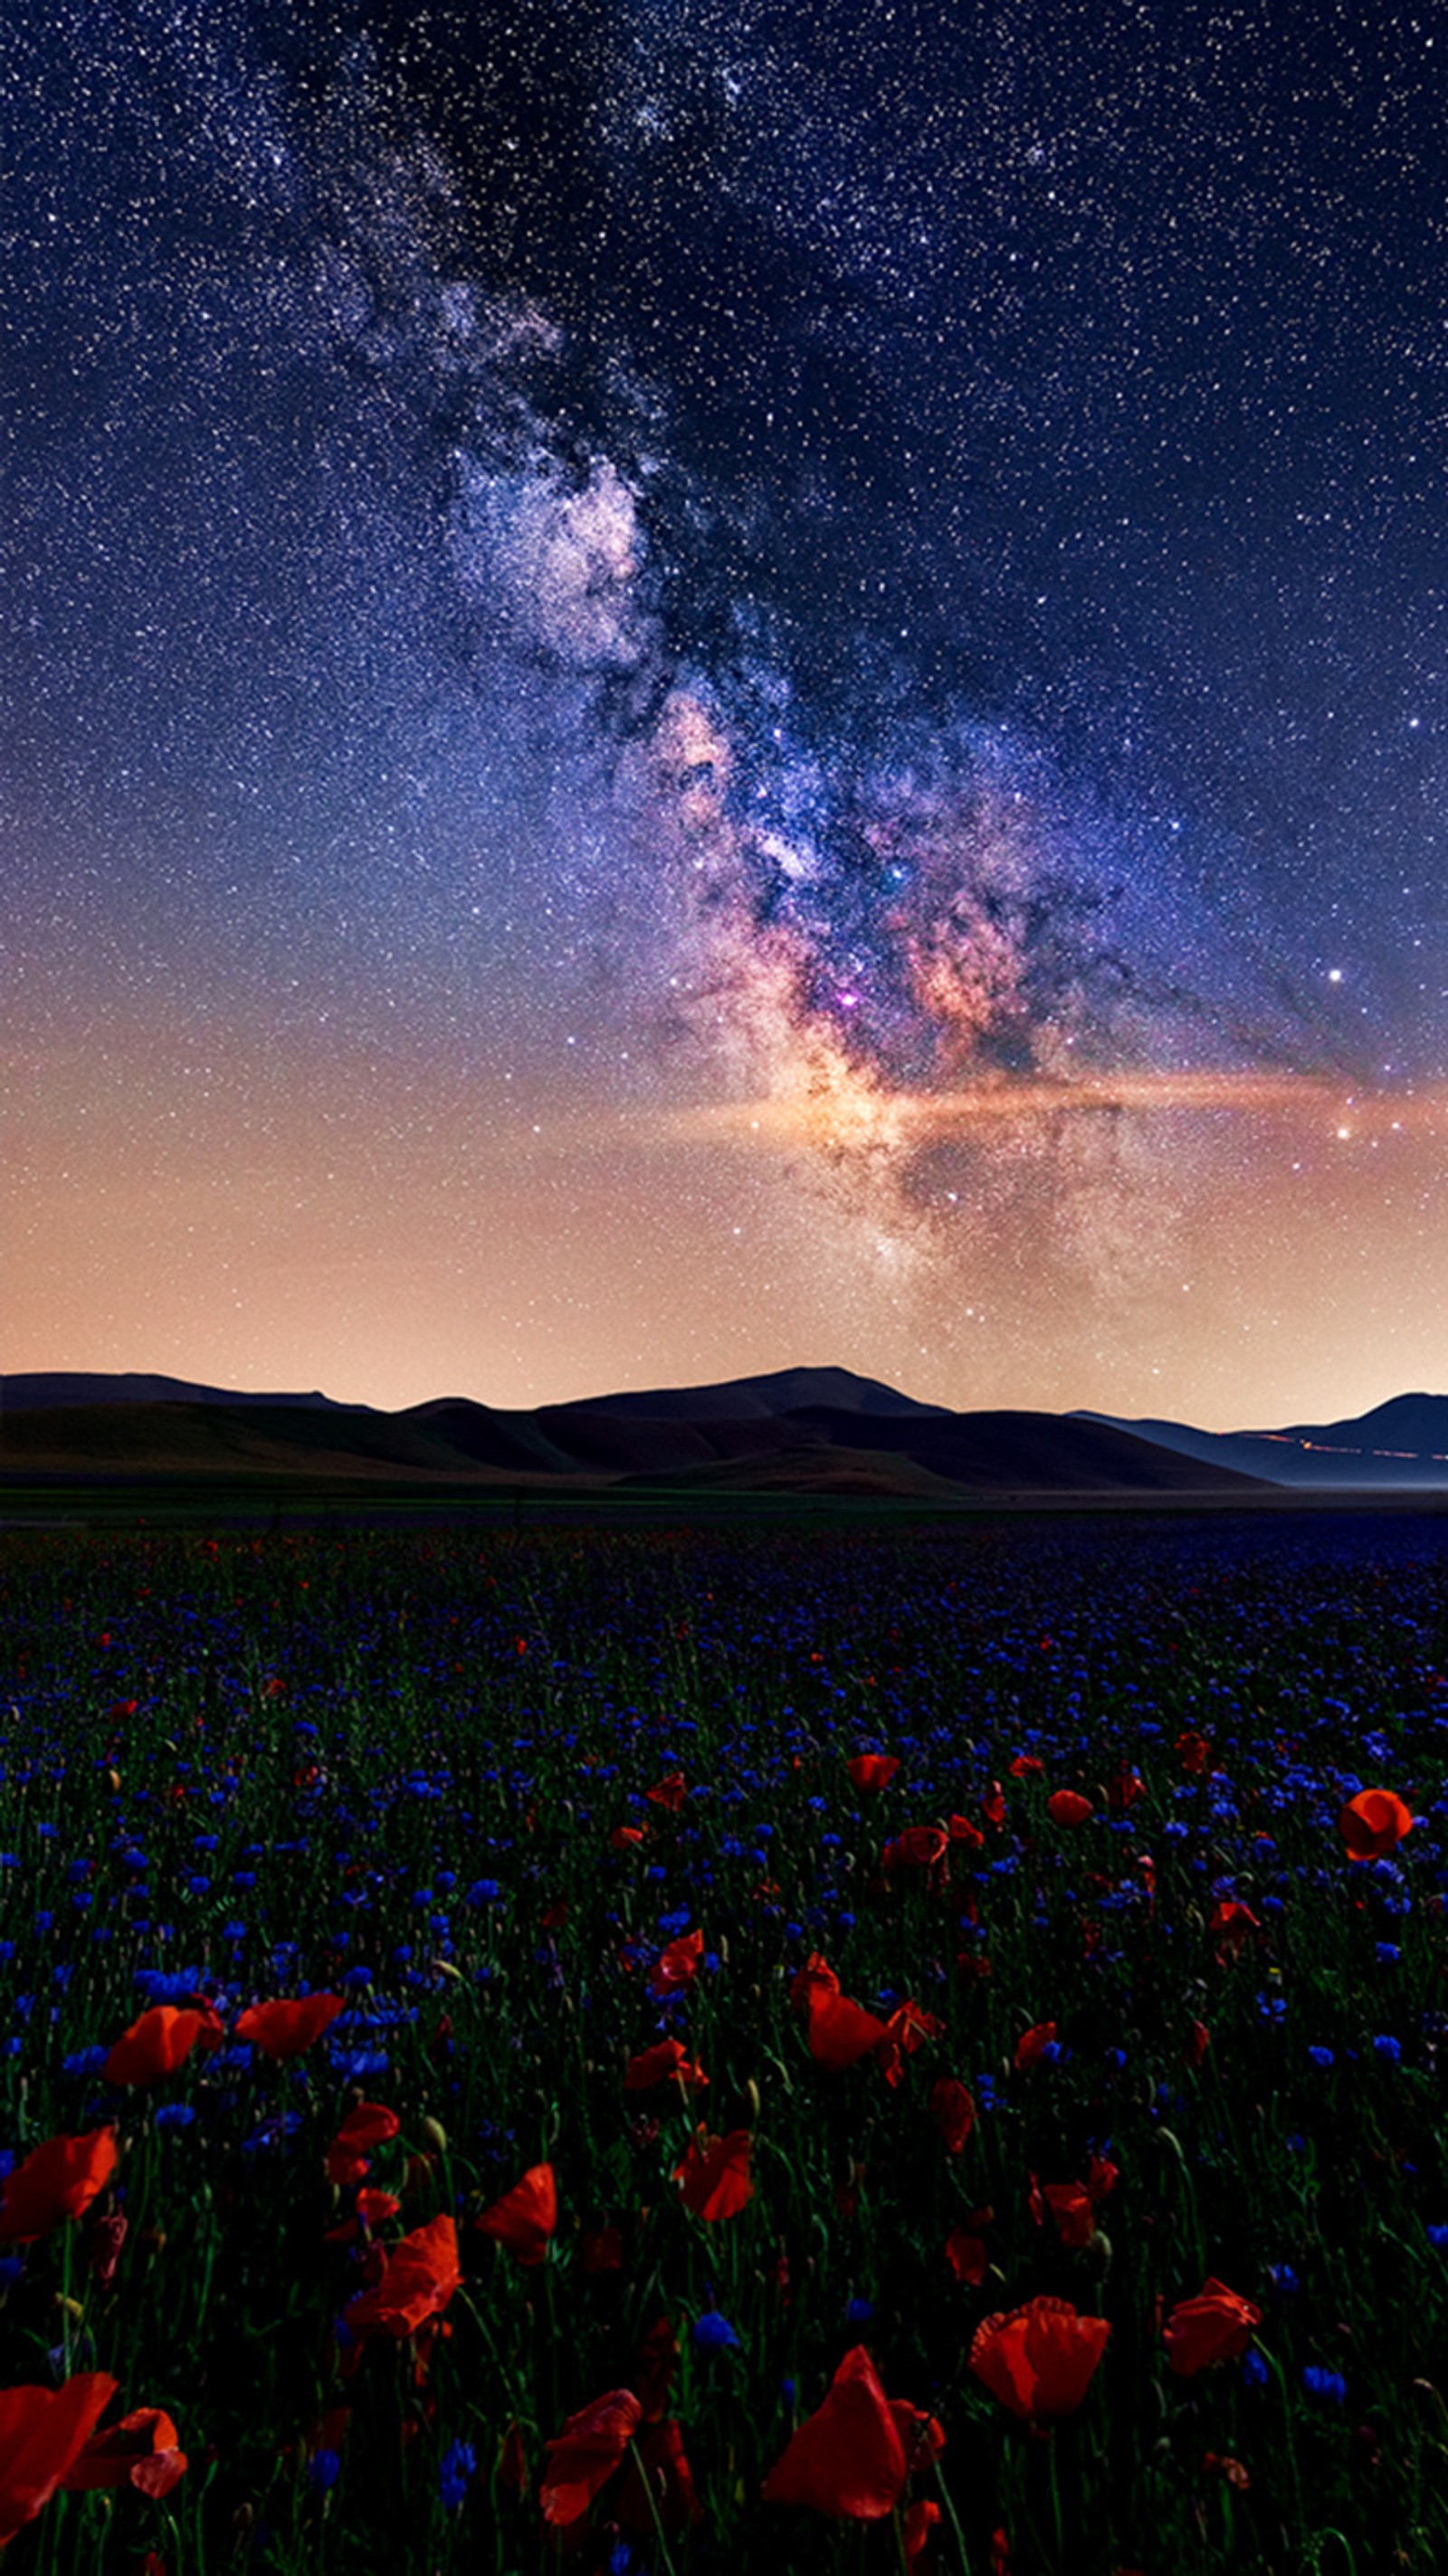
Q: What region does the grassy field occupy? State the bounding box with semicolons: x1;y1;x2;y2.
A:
0;1515;1444;2572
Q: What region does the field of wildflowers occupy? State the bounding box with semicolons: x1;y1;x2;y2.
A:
0;1512;1445;2574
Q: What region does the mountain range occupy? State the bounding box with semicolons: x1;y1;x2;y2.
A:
5;1368;1448;1504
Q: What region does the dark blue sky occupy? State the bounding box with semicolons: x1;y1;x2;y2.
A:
6;0;1448;1417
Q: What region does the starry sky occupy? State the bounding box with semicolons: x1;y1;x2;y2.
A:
7;0;1448;1426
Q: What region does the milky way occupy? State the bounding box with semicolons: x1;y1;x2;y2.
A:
6;1;1448;1417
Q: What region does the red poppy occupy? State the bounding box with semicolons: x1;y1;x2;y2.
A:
1046;1790;1094;1827
890;2399;946;2476
1085;2152;1119;2202
1043;2181;1095;2248
1176;1729;1213;1774
1339;1789;1414;1862
1013;2021;1057;2072
645;1770;688;1810
234;1993;345;2060
0;2375;118;2549
948;1811;985;1848
806;1989;888;2072
497;2420;528;2495
581;2224;624;2273
1009;1754;1044;1779
1162;2277;1262;2376
62;2406;187;2498
632;2314;680;2421
1106;1766;1145;1812
673;2128;753;2221
0;2132;119;2245
848;1754;900;1791
343;2213;462;2342
875;1999;942;2087
1185;2018;1212;2066
540;2389;642;2526
789;1953;841;2012
981;1780;1007;1828
906;2497;942;2569
474;2163;557;2266
1208;1899;1260;1956
614;2418;702;2536
610;1825;646;1850
881;1826;948;1872
945;2223;988;2285
930;2077;976;2153
969;2296;1110;2421
325;2101;400;2190
761;2345;908;2518
102;2003;224;2089
648;1928;704;1999
624;2039;709;2093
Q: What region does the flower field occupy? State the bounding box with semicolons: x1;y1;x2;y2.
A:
0;1513;1446;2573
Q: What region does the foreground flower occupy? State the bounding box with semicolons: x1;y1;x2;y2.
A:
674;2128;753;2221
1162;2278;1262;2377
343;2213;462;2342
473;2163;557;2266
234;1993;345;2060
1014;2022;1057;2073
102;2002;224;2088
970;2296;1110;2421
649;1928;704;1999
614;2418;703;2536
62;2406;187;2498
1047;1790;1094;1827
1339;1789;1413;1862
946;2219;990;2285
1042;2180;1095;2248
0;2132;118;2245
0;2375;118;2548
931;2077;976;2154
881;1826;948;1873
761;2346;908;2518
624;2039;708;2094
848;1754;900;1791
540;2389;642;2525
806;1989;888;2072
325;2101;400;2190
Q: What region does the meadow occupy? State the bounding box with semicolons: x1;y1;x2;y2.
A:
0;1512;1445;2575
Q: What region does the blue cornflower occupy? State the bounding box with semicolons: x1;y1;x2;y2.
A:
692;2309;741;2353
155;2103;196;2132
1303;2365;1347;2406
439;2440;477;2511
1426;2224;1448;2251
845;2296;875;2326
1239;2347;1268;2387
1376;1943;1401;1967
306;2448;340;2495
1372;2034;1402;2065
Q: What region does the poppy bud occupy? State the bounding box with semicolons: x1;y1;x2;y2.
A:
1081;2229;1112;2280
744;2079;760;2123
423;2117;448;2154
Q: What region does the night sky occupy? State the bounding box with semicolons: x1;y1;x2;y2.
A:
7;0;1448;1425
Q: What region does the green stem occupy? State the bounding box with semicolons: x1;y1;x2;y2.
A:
624;2435;680;2576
